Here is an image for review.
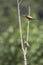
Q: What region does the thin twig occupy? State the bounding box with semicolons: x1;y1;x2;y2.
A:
17;0;24;52
19;0;22;4
23;5;31;65
27;6;30;41
17;0;27;65
29;6;30;16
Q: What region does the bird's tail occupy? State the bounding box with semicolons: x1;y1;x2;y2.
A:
32;18;39;21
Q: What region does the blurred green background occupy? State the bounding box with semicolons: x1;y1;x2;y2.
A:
0;0;43;65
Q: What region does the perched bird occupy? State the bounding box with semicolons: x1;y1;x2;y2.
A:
23;15;37;20
24;40;30;48
25;15;32;20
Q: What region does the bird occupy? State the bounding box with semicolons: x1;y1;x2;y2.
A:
23;15;37;20
25;15;32;20
24;40;30;48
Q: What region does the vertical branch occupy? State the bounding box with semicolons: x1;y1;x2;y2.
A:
17;0;24;52
17;0;27;65
23;51;27;65
29;6;30;16
23;5;31;65
27;6;30;41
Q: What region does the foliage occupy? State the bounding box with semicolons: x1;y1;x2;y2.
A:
0;0;43;65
